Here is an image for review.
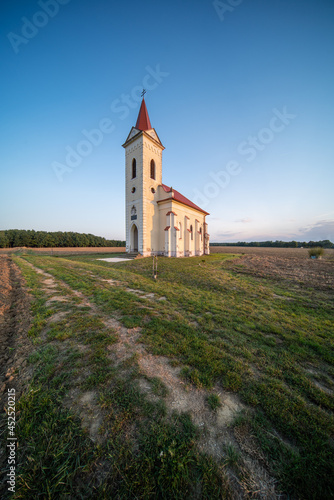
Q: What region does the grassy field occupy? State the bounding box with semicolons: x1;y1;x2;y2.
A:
3;250;334;498
0;246;126;255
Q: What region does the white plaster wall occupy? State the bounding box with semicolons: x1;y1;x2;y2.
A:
124;131;164;255
158;198;207;257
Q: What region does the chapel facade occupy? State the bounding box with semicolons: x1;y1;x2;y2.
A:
123;98;209;257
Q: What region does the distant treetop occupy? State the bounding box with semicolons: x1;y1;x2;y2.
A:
0;229;125;248
210;240;333;249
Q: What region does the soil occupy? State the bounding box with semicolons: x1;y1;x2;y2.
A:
0;256;33;402
222;252;334;292
0;256;34;496
210;246;334;261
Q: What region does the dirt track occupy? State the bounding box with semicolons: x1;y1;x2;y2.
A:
0;256;32;402
0;256;34;498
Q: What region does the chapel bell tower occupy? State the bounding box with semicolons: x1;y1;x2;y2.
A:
122;96;165;256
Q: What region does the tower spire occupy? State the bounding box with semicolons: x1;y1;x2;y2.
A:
135;96;152;131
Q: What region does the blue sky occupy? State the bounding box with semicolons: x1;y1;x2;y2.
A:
1;0;333;242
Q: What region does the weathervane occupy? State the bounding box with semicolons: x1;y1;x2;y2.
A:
141;89;147;98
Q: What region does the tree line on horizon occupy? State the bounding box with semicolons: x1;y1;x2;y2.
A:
0;229;125;248
210;240;334;248
1;230;332;250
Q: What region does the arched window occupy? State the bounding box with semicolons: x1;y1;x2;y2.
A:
132;158;136;179
150;159;155;180
179;222;182;239
190;225;193;240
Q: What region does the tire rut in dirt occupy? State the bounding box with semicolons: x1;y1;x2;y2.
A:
0;256;32;399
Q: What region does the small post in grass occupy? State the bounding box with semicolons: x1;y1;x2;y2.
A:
153;253;158;279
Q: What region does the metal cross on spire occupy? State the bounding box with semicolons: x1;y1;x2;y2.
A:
141;89;147;98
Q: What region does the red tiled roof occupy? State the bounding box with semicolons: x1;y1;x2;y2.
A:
160;184;209;215
135;98;152;131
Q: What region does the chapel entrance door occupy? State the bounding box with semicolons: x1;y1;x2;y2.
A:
131;224;138;252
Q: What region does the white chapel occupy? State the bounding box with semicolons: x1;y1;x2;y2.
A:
123;97;210;257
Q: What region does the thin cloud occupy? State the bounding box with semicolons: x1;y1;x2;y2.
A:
296;220;334;241
216;231;243;238
234;218;252;224
311;212;334;220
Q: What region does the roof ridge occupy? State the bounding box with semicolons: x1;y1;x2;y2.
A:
159;184;209;215
135;98;152;131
